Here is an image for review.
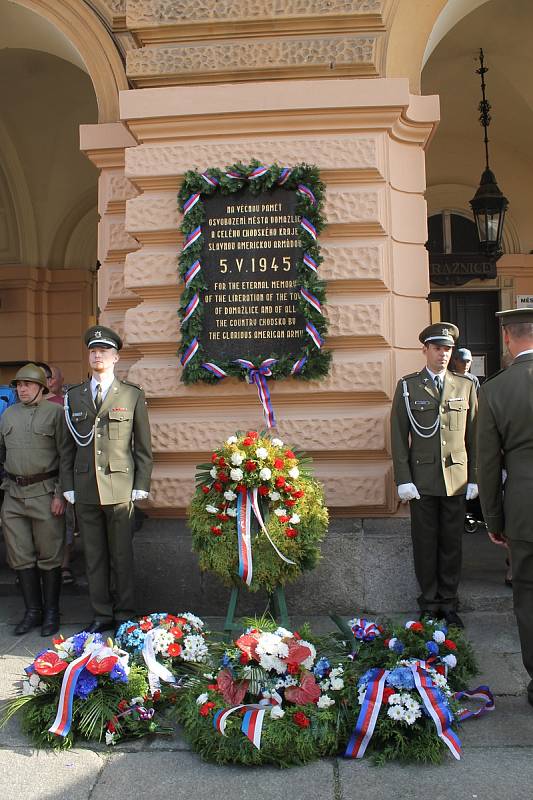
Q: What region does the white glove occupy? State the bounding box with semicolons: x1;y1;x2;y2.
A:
63;491;75;504
466;483;479;501
397;483;420;502
131;489;149;501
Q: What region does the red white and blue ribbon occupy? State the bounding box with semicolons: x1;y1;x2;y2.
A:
234;358;277;428
345;668;387;758
183;226;202;251
236;487;253;586
250;487;296;567
303;253;318;272
410;662;461;760
181;293;200;326
350;618;380;642
291;357;307;375
201;172;219;187
214;703;266;749
202;362;227;379
300;288;323;315
301;217;317;240
183;192;201;215
248;166;269;179
226;170;244;180
297;184;317;205
278;168;292;185
306;321;323;349
184;259;202;287
454;686;495;721
142;628;179;695
48;650;93;737
181;337;199;367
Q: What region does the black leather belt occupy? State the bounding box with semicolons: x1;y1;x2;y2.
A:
5;469;59;487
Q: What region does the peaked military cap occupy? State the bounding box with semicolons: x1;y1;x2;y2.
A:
10;363;49;393
496;306;533;325
419;322;459;346
85;325;123;351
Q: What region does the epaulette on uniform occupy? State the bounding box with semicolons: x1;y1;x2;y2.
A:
120;379;142;390
64;381;84;393
401;371;420;381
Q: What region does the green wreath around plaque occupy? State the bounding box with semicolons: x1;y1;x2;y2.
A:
189;430;328;592
178;161;330;384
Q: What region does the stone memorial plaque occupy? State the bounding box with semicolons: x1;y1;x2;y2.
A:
199;187;306;361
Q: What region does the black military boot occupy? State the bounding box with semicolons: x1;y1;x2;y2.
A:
40;567;62;637
14;567;43;635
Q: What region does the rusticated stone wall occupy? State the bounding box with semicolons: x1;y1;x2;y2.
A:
96;77;439;516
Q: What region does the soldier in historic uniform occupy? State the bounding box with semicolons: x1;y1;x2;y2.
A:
390;323;478;627
63;325;153;633
0;364;72;636
477;307;533;707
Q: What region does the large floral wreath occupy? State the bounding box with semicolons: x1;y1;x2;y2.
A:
189;431;328;591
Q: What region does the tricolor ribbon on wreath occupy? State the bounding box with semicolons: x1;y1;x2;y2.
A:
236;486;296;587
213;691;282;750
141;628;180;695
48;639;129;738
344;661;494;761
234;358;277;428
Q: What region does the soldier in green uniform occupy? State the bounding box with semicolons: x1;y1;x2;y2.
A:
390;323;478;627
63;326;153;633
477;307;533;707
0;364;72;636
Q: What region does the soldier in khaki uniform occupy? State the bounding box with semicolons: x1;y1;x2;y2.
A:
390;323;478;627
477;307;533;707
0;364;72;636
63;326;153;633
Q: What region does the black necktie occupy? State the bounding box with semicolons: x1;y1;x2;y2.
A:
434;375;443;395
94;383;102;411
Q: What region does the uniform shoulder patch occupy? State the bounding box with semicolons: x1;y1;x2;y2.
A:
401;371;420;381
120;379;142;390
64;381;84;393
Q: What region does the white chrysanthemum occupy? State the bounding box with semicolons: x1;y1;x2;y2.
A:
227;507;237;517
288;466;299;479
152;628;175;655
271;438;284;447
270;705;285;719
274;507;287;517
433;673;448;689
320;679;331;691
224;490;237;501
230;467;243;481
433;630;446;644
105;730;117;746
255;632;289;674
289;514;300;524
442;654;457;669
330;666;344;677
255;447;268;460
269;491;280;501
403;709;419;726
205;504;218;514
230;452;244;466
330;676;344;691
299;640;316;670
259;467;272;481
403;698;421;713
317;694;335;709
388;693;402;705
181;612;205;629
210;466;218;478
181;634;209;663
387;704;405;721
226;435;238;444
196;692;209;705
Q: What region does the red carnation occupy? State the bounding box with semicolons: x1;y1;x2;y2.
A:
170;627;184;639
107;721;116;733
285;499;296;507
286;527;298;538
211;526;222;535
213;481;223;493
293;711;310;728
284;485;293;493
218;457;226;467
207;684;218;691
444;639;457;650
274;458;284;470
216;513;230;522
211;453;218;463
118;700;129;712
383;638;390;647
279;515;290;523
140;619;153;632
201;485;210;495
246;431;259;440
275;476;286;488
218;472;229;483
258;485;269;496
245;460;256;472
285;450;296;459
235;483;246;493
242;437;253;447
410;622;424;633
199;701;215;717
168;643;182;657
287;662;300;675
239;653;249;664
292;490;305;498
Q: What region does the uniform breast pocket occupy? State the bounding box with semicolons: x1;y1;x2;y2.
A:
33;421;55;443
447;400;468;430
108;410;132;440
409;400;438;423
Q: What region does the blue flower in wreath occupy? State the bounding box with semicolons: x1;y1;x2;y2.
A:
74;669;98;699
386;667;415;690
72;631;104;657
313;657;331;680
387;637;404;655
426;641;439;656
358;668;382;688
221;652;234;669
110;663;128;683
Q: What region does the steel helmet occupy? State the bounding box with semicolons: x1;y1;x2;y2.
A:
10;364;49;394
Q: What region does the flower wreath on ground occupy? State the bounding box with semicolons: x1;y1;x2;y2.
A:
189;430;328;592
331;616;493;764
116;612;210;693
175;620;346;766
0;631;172;749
